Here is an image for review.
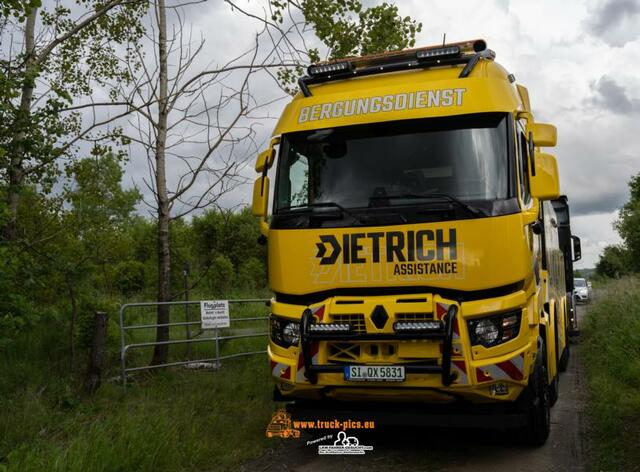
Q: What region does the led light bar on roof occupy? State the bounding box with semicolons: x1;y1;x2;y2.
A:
416;45;461;60
299;39;492;97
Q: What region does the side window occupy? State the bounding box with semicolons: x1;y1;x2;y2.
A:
517;123;531;204
289;154;309;207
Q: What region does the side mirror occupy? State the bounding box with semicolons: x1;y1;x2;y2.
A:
255;148;276;173
531;123;557;147
571;235;582;262
530;152;560;200
252;176;270;218
254;136;281;173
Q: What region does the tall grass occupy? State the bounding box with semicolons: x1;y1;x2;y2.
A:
582;277;640;471
0;293;276;471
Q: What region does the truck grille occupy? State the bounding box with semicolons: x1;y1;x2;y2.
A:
328;342;361;362
331;314;366;333
395;312;433;322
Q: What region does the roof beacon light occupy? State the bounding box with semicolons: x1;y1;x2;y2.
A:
307;61;352;77
416;45;461;60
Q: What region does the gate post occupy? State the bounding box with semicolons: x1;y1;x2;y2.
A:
85;311;108;394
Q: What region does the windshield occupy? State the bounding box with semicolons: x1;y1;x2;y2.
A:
273;113;515;228
574;279;586;287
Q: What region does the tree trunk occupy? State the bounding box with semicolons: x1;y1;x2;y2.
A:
4;8;37;241
151;0;171;366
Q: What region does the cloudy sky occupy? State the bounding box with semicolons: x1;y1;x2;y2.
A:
125;0;640;268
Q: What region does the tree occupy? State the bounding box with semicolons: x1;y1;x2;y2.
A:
0;0;40;18
596;245;630;279
0;0;147;240
615;173;640;273
10;152;139;365
227;0;422;94
122;1;291;365
94;0;421;366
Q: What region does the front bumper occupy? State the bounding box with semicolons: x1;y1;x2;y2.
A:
269;292;534;403
299;305;459;387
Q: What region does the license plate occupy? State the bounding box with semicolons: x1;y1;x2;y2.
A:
344;365;405;382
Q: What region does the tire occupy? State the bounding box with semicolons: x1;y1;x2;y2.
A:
549;329;559;407
548;373;559;407
519;344;551;446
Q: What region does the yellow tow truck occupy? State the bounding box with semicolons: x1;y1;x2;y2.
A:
253;39;575;445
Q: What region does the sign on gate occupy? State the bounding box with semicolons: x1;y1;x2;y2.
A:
200;300;230;329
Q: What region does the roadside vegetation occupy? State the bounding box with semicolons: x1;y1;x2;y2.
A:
584;173;640;470
582;277;640;472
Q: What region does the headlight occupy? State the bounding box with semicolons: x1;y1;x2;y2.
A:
270;315;300;348
468;310;522;348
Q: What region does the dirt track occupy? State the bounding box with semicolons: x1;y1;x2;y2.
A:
247;307;587;472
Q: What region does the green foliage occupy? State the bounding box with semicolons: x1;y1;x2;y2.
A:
208;254;235;294
0;0;40;19
112;260;146;296
595;244;630;278
582;277;640;471
190;207;267;295
0;198;38;349
237;257;267;291
0;0;147;223
271;0;422;94
615;172;640;273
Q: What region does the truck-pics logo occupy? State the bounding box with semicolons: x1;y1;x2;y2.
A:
315;229;459;276
265;410;301;439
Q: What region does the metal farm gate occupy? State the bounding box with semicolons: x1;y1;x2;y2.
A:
118;299;270;386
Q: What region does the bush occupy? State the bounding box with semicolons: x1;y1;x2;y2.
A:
206;255;235;295
112;260;146;296
236;257;266;291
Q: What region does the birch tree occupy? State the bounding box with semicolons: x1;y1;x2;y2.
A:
0;0;147;240
124;1;291;365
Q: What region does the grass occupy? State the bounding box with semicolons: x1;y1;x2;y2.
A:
581;277;640;472
0;293;277;472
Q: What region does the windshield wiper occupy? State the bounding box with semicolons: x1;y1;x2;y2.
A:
369;192;487;218
279;202;367;224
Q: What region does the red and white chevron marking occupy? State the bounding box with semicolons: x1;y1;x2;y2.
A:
475;353;525;383
451;359;468;384
270;305;325;382
270;360;291;380
311;304;325;321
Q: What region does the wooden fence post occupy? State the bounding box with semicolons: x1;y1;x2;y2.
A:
84;311;108;394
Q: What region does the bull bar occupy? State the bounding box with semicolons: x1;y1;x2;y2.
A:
299;304;459;387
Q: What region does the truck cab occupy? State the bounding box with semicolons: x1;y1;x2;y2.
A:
253;40;570;445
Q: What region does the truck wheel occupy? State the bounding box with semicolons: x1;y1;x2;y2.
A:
519;348;551;446
548;373;559;407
